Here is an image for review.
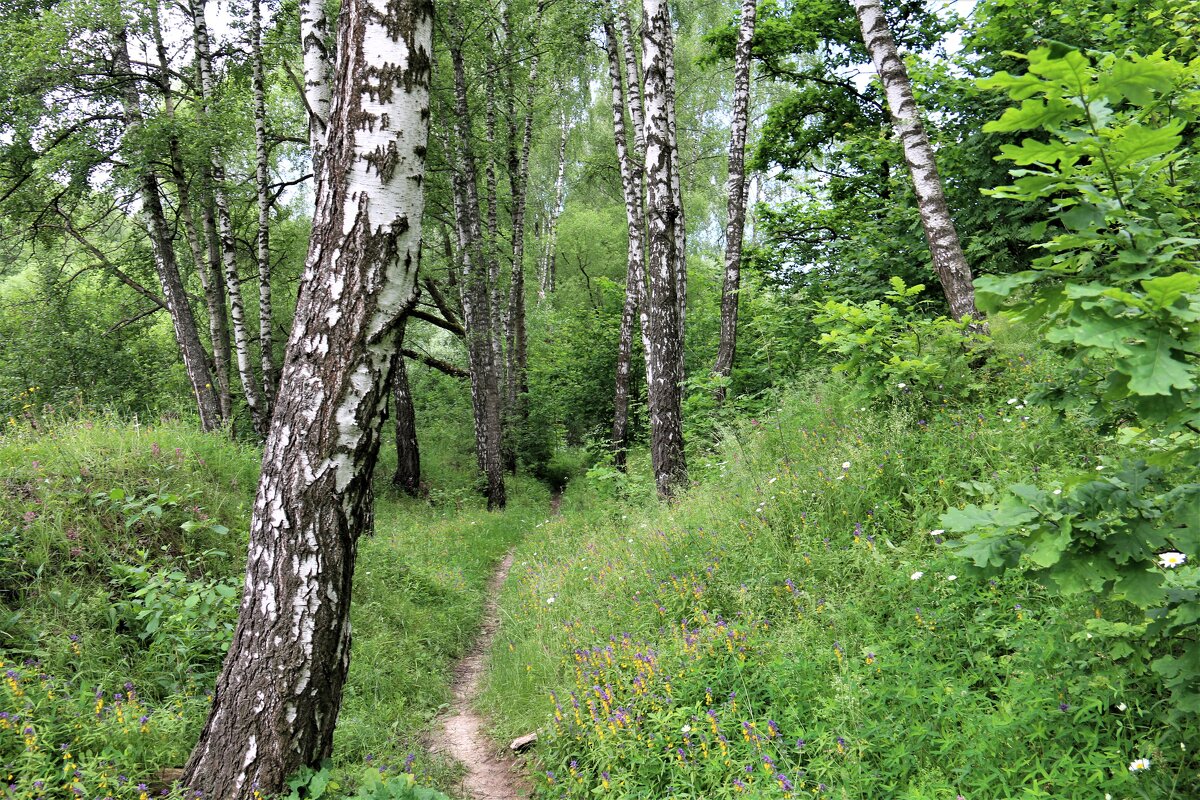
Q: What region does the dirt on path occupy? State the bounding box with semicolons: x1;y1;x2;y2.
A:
432;548;530;800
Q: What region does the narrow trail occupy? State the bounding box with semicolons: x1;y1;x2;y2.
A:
432;490;562;799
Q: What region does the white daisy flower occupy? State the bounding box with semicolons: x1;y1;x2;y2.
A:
1128;758;1150;773
1158;551;1187;569
930;529;945;536
946;575;957;581
910;571;924;580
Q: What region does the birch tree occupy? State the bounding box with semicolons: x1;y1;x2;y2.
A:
180;0;433;793
712;0;756;403
641;0;687;497
251;0;278;409
851;0;978;321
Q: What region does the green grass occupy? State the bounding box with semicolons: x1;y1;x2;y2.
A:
0;413;549;799
480;364;1199;798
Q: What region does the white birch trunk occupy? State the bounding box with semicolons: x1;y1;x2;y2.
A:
851;0;978;321
181;0;433;795
252;0;278;411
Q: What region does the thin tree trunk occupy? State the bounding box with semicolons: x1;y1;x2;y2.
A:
450;32;507;510
851;0;978;321
539;109;567;301
662;19;687;352
603;17;646;472
252;0;278;411
392;322;421;496
641;0;687;497
113;29;222;432
180;0;432;793
197;172;234;418
483;52;505;397
150;0;232;423
192;0;268;436
712;0;756;405
505;29;538;423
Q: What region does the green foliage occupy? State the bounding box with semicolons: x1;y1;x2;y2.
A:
484;366;1199;798
943;45;1200;720
812;277;989;403
285;763;451;800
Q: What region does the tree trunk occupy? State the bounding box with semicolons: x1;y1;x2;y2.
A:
252;0;278;411
180;0;432;794
712;0;756;405
851;0;978;321
641;0;687;498
662;19;687;353
539;109;567;301
449;32;507;510
603;17;646;472
113;29;222;432
150;0;232;424
392;323;421;496
299;0;331;168
192;0;269;436
505;48;536;415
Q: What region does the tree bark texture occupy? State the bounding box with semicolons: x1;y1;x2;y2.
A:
113;29;222;433
300;0;332;167
252;0;279;411
603;17;646;472
712;0;756;404
661;17;687;351
641;0;687;498
192;0;269;436
391;321;421;495
505;49;537;414
449;33;507;510
851;0;978;321
180;0;432;793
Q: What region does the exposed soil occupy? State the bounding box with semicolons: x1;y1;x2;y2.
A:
432;549;531;800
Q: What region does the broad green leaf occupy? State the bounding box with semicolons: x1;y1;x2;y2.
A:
1109;120;1185;169
1115;567;1165;607
998;137;1069;165
1059;203;1105;231
1099;56;1179;104
983;97;1080;133
974;271;1041;305
1141;272;1200;308
1123;330;1196;395
1026;524;1071;568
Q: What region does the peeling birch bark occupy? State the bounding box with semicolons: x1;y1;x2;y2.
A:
603;16;646;472
851;0;979;321
180;0;432;793
641;0;687;498
300;0;332;168
712;0;756;404
449;31;507;510
252;0;279;410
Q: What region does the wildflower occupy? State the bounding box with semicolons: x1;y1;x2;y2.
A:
841;462;850;470
1129;758;1150;773
1052;489;1062;495
910;571;923;580
897;383;907;389
929;529;945;537
946;575;957;581
680;724;691;734
1059;703;1070;712
546;596;555;604
1158;551;1187;569
1006;398;1018;405
1116;702;1127;712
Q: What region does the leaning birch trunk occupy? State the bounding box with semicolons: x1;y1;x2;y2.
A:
603;17;646;472
850;0;978;321
113;28;222;433
450;34;507;510
150;0;232;422
712;0;756;404
180;0;432;794
252;0;278;410
641;0;687;498
391;322;421;496
192;0;268;436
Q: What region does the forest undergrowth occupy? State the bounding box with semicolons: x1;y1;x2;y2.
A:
482;330;1199;799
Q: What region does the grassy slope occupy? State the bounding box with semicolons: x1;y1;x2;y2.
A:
481;359;1198;797
0;415;547;798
